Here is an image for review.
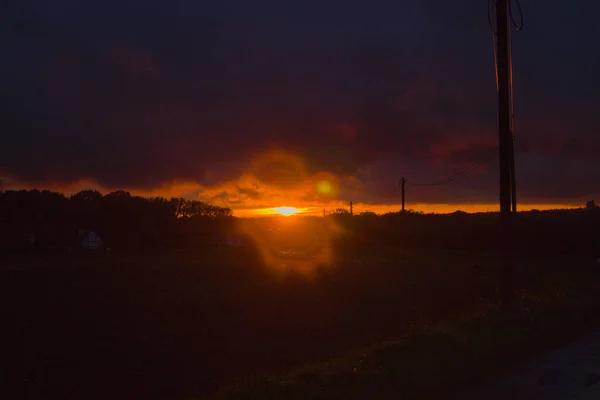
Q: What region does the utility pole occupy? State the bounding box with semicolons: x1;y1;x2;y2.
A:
509;25;518;214
400;177;407;212
349;201;353;216
496;0;514;311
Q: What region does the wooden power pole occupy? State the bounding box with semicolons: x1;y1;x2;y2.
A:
350;201;353;215
509;24;518;214
400;178;407;212
496;0;514;311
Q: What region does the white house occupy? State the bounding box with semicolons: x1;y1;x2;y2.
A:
78;230;103;250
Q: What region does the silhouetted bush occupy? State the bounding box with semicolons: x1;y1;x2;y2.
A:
329;207;599;257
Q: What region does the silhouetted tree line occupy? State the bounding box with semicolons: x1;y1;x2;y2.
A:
1;188;599;257
0;189;232;251
327;207;600;258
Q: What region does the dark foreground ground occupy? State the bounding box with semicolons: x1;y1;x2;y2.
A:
6;245;600;399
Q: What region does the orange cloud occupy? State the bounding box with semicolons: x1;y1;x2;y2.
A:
1;147;585;217
0;175;203;200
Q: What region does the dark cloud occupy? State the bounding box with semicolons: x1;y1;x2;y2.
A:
1;0;599;205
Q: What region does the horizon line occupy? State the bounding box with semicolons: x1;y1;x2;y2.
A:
235;202;585;217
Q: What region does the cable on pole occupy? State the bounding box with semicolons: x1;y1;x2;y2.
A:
507;0;523;139
508;0;524;31
489;0;500;91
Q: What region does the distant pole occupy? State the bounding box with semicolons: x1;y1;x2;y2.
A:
350;201;353;216
400;178;407;212
496;0;514;311
323;208;326;218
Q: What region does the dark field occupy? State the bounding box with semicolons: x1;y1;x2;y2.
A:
8;240;599;400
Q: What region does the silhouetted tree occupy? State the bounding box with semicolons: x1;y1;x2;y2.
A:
330;208;350;217
0;189;233;251
586;200;597;210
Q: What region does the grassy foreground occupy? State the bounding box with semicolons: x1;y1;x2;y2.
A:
200;260;600;400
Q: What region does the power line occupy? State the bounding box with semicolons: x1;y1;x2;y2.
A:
489;0;499;90
407;146;498;188
390;1;523;202
508;0;524;31
489;0;524;33
488;0;498;35
389;146;497;196
400;1;521;191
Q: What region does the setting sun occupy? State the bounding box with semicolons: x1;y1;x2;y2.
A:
272;206;300;216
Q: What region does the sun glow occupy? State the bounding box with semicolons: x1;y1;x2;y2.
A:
272;206;300;216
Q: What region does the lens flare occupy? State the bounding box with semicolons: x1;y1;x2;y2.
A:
317;180;332;194
235;216;345;276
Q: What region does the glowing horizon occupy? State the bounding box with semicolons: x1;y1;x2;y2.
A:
234;202;584;218
0;175;585;218
252;206;309;217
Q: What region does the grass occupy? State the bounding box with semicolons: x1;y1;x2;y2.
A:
203;303;600;400
9;245;600;399
200;256;600;400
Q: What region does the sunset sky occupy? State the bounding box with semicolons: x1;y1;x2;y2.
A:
1;0;599;216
